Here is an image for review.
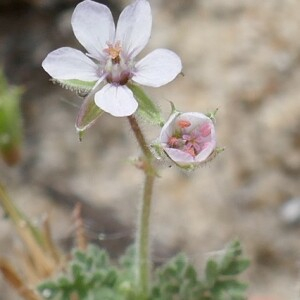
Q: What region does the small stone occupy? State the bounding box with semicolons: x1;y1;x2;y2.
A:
280;197;300;226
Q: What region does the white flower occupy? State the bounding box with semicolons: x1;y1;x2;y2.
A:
42;0;182;117
159;112;217;168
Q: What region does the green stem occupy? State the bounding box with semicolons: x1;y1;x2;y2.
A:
137;172;154;298
127;115;156;299
127;115;152;159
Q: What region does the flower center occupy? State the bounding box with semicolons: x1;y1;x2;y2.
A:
103;41;133;86
104;41;122;64
167;120;212;158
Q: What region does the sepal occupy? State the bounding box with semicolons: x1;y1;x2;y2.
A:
52;79;96;93
128;83;164;127
75;88;104;140
206;108;219;123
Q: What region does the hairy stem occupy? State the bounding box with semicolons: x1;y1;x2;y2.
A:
127;115;156;298
127;115;152;159
137;172;154;297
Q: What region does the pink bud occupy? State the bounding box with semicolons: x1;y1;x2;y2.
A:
159;112;217;168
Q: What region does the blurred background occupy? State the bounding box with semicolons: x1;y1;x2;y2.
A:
0;0;300;299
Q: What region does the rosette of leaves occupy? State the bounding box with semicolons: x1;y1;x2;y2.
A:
38;241;249;300
37;245;137;300
151;240;250;300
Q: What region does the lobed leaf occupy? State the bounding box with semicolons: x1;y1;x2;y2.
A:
37;241;249;300
205;260;219;288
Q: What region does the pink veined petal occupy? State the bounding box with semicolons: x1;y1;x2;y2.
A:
159;112;180;143
42;47;100;81
200;122;212;137
72;0;115;61
195;141;216;163
115;0;152;58
178;112;212;132
164;148;195;165
94;84;138;117
132;48;182;87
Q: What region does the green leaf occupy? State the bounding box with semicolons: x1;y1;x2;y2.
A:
57;276;70;288
219;241;250;278
222;259;250;276
212;279;248;299
73;250;86;264
205;260;219;287
151;253;204;300
71;263;84;281
216;279;247;292
128;83;164;126
0;69;23;165
184;265;198;284
103;269;118;286
37;281;59;299
37;242;249;300
174;254;188;272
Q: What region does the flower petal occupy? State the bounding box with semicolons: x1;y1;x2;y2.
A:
164;148;195;165
132;49;182;87
95;84;138;117
115;0;152;58
195;141;216;162
178;112;211;131
72;0;115;60
42;47;100;81
159;112;180;143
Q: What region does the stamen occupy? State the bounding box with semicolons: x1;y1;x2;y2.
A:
168;136;179;147
186;147;196;157
104;41;122;64
177;120;191;129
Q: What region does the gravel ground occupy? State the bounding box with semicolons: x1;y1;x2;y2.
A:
0;0;300;299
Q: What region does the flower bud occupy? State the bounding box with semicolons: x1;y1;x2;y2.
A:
158;112;217;169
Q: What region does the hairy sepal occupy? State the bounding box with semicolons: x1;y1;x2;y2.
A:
75;87;103;140
128;83;164;127
52;79;96;93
